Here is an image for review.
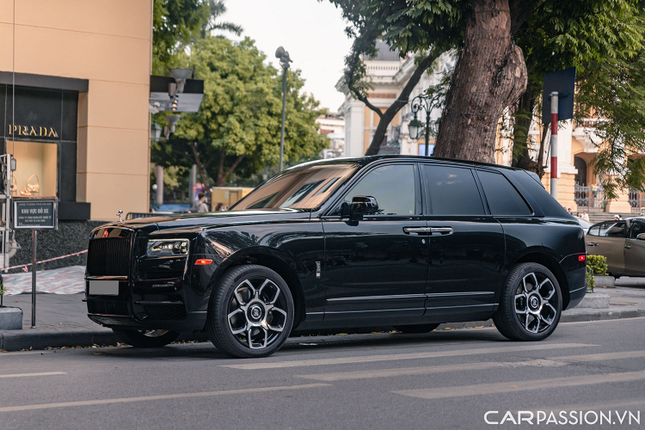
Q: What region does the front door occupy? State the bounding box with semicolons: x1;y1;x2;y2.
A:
322;163;428;321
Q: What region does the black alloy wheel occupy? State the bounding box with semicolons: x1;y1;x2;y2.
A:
394;323;440;334
207;265;294;358
112;328;180;348
493;262;562;341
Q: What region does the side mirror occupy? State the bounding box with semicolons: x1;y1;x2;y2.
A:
637;233;645;240
349;195;379;219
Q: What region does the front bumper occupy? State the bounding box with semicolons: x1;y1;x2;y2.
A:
85;278;207;333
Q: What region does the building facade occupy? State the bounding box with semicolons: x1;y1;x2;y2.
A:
0;0;153;221
316;113;345;159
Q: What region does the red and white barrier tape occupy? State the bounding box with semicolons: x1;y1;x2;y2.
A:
3;249;88;272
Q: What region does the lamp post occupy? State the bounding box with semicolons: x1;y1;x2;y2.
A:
408;92;441;156
275;46;292;172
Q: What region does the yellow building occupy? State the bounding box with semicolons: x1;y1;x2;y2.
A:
0;0;153;221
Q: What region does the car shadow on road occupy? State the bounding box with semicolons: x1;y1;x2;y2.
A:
85;326;509;361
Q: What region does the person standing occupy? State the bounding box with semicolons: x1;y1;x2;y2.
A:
581;211;590;222
190;193;209;213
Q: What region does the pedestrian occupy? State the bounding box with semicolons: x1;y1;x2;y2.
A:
581;211;590;222
190;193;209;213
214;202;228;211
614;214;622;221
567;208;572;215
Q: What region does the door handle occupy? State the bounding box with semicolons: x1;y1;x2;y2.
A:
430;227;453;236
403;227;432;235
586;242;598;247
625;244;631;249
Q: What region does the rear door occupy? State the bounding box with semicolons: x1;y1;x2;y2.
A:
625;219;645;276
420;164;504;320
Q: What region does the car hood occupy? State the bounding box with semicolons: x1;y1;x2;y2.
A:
113;208;311;234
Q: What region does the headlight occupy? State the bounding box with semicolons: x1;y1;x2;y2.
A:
146;239;189;257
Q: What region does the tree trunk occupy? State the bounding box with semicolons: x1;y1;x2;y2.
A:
433;0;527;163
190;142;211;200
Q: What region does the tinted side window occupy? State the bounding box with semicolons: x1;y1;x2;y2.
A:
631;221;645;238
477;170;532;216
423;165;485;215
344;164;416;216
600;221;626;237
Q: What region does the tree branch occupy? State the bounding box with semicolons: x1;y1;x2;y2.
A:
218;155;245;186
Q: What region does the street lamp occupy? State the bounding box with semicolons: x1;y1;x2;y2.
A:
408;91;441;156
275;46;292;172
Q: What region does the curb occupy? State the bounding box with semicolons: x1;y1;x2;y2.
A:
0;329;118;352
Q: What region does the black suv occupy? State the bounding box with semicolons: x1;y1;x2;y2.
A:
85;156;587;357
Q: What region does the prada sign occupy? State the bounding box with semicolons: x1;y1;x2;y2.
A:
8;124;59;138
0;85;77;142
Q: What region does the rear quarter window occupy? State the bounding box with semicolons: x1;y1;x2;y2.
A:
477;170;532;216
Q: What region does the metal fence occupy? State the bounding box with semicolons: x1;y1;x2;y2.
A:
574;184;606;210
629;189;645;213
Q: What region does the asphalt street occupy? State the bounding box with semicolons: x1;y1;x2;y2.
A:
1;317;644;429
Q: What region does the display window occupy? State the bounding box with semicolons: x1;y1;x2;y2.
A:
9;140;58;197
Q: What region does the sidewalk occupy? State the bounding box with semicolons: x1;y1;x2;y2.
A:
1;267;645;352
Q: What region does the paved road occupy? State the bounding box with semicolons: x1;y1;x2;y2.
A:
1;318;644;429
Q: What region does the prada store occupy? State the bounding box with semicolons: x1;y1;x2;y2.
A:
0;73;90;220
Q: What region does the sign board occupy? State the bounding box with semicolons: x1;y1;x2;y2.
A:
13;198;58;230
542;67;577;124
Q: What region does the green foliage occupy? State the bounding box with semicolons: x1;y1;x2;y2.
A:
153;37;328;187
510;0;645;186
586;254;609;293
588;255;609;275
152;0;241;75
586;265;595;293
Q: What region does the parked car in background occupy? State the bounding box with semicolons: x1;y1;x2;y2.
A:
576;217;591;232
85;156;587;358
586;217;645;276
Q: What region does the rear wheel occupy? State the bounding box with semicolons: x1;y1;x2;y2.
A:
112;328;180;348
207;265;294;358
394;323;440;334
493;263;562;341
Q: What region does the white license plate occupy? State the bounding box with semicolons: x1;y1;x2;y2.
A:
89;280;119;296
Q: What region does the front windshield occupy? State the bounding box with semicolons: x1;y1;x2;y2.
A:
232;162;359;210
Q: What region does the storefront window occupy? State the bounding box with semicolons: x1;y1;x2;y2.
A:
10;140;58;197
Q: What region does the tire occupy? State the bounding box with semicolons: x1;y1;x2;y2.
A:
112;328;180;348
493;262;562;341
394;323;440;334
207;265;295;358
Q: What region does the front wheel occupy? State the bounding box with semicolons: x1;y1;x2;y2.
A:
112;328;180;348
493;263;562;341
207;265;294;358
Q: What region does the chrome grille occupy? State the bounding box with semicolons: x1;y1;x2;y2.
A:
87;238;131;276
